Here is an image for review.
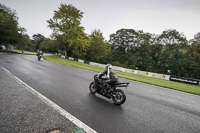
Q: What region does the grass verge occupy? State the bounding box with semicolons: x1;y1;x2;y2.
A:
43;55;200;96
13;49;31;53
13;49;36;55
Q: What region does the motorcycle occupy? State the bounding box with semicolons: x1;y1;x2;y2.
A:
89;74;129;105
37;54;41;60
36;52;42;60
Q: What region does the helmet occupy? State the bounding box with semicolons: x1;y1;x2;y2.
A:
106;64;112;69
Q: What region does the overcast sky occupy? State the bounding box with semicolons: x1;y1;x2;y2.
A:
1;0;200;40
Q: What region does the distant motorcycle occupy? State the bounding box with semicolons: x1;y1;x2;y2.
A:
89;74;129;105
36;51;43;60
37;54;41;60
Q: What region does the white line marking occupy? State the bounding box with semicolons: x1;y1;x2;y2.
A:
1;65;97;133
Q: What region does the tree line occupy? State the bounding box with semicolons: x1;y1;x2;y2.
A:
108;29;200;79
1;3;200;79
0;3;30;49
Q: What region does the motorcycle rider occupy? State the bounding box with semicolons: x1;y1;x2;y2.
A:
99;64;118;94
36;50;43;56
36;50;43;60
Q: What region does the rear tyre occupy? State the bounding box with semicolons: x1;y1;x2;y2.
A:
38;56;41;60
112;89;126;105
89;82;97;94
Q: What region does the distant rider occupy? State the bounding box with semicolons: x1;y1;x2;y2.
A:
36;50;43;56
99;64;118;93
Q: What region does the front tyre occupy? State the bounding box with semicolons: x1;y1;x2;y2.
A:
112;89;126;105
89;82;97;94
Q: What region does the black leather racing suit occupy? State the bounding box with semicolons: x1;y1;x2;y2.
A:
99;68;118;93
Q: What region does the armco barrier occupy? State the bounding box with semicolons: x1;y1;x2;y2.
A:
63;56;199;85
97;63;106;68
137;70;148;76
152;73;170;80
89;61;170;80
69;57;74;60
152;73;165;78
112;66;125;72
78;59;84;63
90;62;97;66
89;62;124;72
125;68;135;73
124;69;170;80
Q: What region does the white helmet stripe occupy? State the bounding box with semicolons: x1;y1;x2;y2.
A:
107;68;110;79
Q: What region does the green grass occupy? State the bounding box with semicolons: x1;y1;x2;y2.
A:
43;55;200;96
22;53;36;55
43;54;105;72
13;49;36;55
13;49;31;53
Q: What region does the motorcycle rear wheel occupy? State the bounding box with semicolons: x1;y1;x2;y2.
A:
89;82;97;94
112;89;126;105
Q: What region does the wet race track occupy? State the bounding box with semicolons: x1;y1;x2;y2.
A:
1;54;200;133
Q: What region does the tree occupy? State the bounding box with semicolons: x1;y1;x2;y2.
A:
0;3;20;48
109;29;153;69
47;3;89;57
40;38;59;53
32;33;46;50
87;29;110;62
158;29;188;75
17;34;32;50
185;32;200;79
109;29;138;66
150;34;164;72
70;30;90;58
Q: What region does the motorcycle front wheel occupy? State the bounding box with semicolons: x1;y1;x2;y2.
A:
89;82;97;94
112;89;126;105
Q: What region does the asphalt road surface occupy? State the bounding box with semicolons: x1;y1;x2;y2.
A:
1;54;200;133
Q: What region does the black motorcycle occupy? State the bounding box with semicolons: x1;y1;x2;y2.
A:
38;55;41;60
36;53;42;60
89;74;129;105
